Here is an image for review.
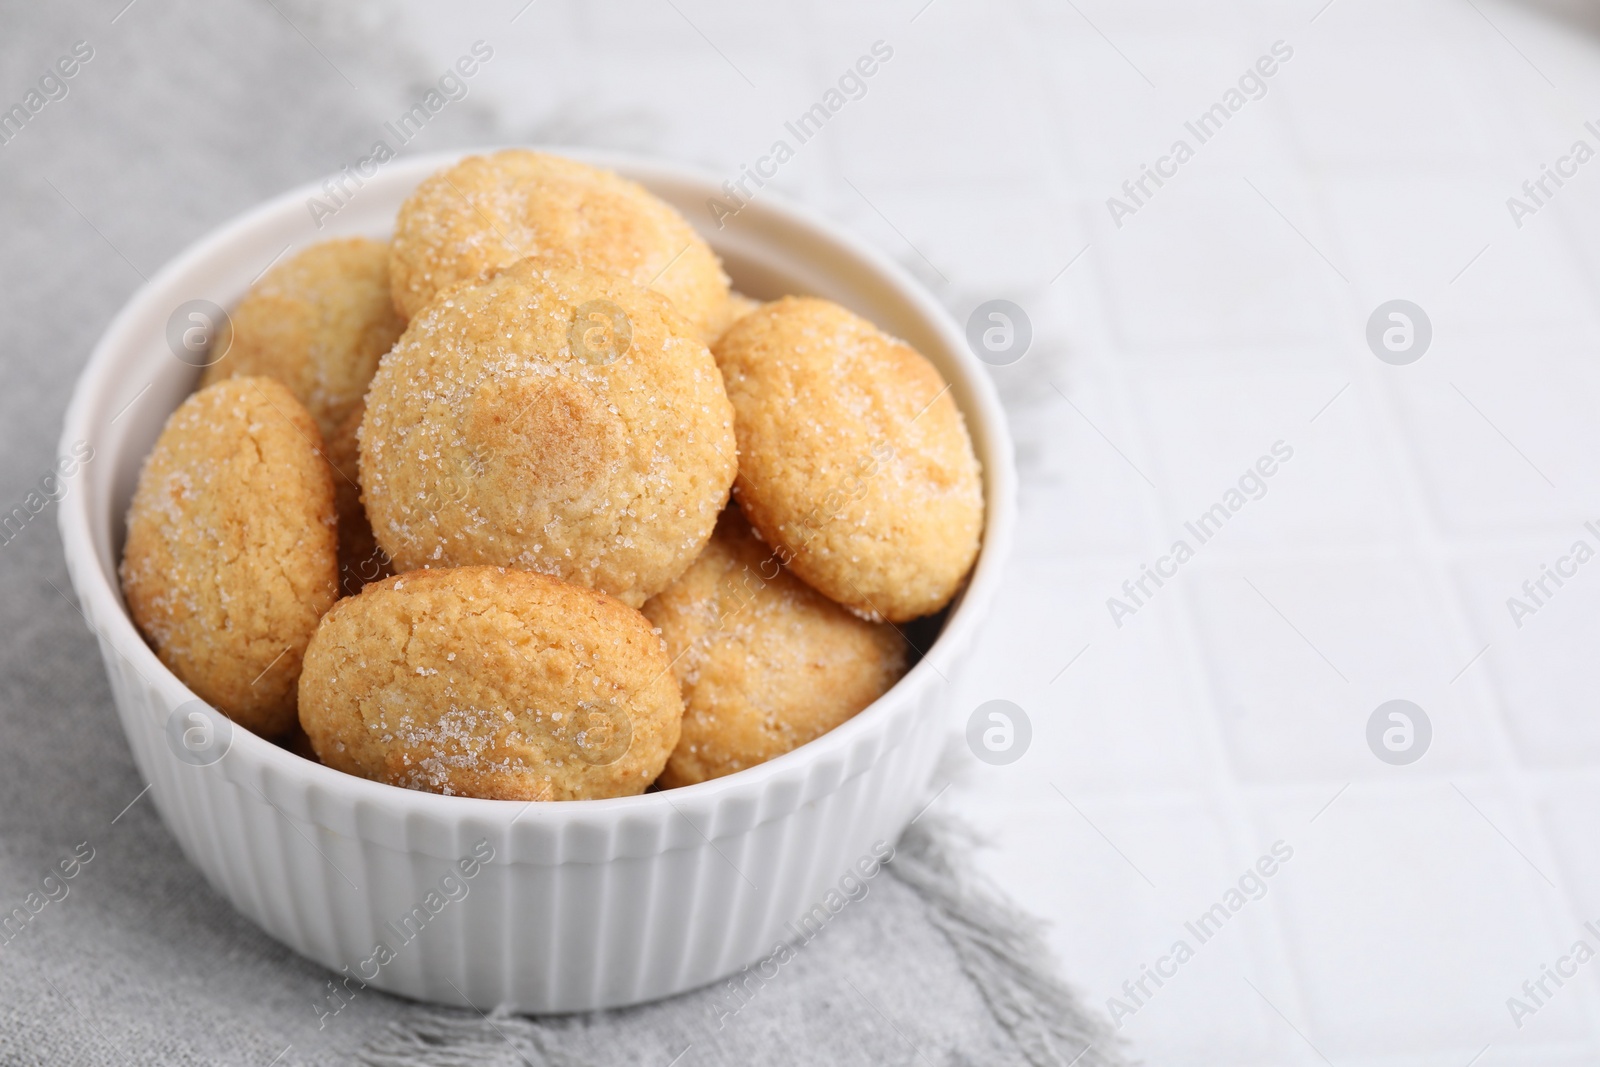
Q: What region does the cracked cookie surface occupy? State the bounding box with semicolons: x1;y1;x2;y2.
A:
298;565;682;800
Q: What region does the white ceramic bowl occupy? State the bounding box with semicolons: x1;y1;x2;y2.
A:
57;148;1015;1012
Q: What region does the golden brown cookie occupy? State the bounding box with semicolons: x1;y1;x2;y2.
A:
360;256;737;607
120;377;338;738
644;508;905;788
714;296;984;623
298;566;683;801
200;237;403;440
324;401;391;597
389;150;730;342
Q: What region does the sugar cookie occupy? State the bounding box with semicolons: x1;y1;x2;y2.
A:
360;255;737;607
298;566;682;800
644;508;905;787
121;377;337;737
714;296;982;622
201;237;403;440
389;150;729;342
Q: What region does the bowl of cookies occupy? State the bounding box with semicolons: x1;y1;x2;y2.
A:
57;148;1015;1012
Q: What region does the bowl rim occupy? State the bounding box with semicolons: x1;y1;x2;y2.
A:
57;145;1017;828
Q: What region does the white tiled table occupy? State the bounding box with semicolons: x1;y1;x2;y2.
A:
382;1;1600;1060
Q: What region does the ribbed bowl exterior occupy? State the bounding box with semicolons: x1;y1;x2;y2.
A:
59;149;1015;1012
